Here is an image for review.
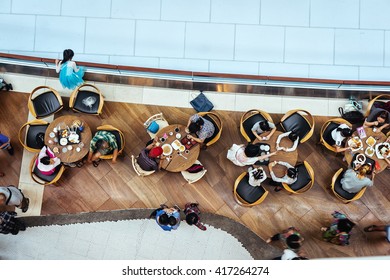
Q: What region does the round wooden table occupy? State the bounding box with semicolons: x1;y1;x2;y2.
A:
44;115;92;164
344;127;388;173
253;130;298;177
156;124;201;172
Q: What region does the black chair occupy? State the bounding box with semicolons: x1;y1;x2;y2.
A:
28;86;63;118
18;119;49;153
331;168;367;203
233;172;269;207
69;84;104;115
30;154;65;186
198;112;223;147
282;161;314;194
319;118;352;153
240;109;274;142
280;109;315;143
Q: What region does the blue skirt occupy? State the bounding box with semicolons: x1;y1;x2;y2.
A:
59;64;85;90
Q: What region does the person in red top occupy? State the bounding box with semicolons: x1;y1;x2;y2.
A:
184;202;207;231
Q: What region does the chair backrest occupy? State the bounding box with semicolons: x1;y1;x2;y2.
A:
282;161;314;194
30;154;65;186
69;84;104;115
28;86;63;118
331;168;367;203
180;160;207;183
143;113;169;139
233;172;268;207
280;109;315;143
198;112;223;147
320;118;352;153
365;94;390;117
240;109;274;142
96;125;125;160
131;155;156;176
18;119;49;153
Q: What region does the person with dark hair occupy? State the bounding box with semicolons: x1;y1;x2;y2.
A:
331;124;354;153
88;131;118;166
364;107;390;132
0;211;26;235
136;137;165;171
184;203;206;231
185;114;215;143
276;131;299;152
364;224;390;242
227;143;277;166
341;164;374;193
0;131;14;156
321;211;355;246
248;166;267;187
0;185;30;213
268;161;298;192
36;146;61;175
0;77;13;91
151;204;180;231
251;120;276;141
266;226;304;252
55;49;85;90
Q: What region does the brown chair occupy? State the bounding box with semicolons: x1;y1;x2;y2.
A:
233;172;269;207
143;113;169;139
240;109;274;142
319;118;352;153
198;112;223;147
69;84;104;115
282;161;315;194
365;94;390;118
131;155;156;176
96;125;125;160
280;109;315;143
28;86;63;118
30;154;65;186
18;119;49;153
331;168;367;203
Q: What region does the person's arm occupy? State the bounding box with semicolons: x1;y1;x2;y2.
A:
87;151;94;163
111;149;118;164
71;61;80;73
264;126;277;140
55;59;61;73
276;161;294;169
258;151;277;161
187;134;204;143
334;145;352;153
363;118;377;128
0;136;11;149
285;137;299;152
377;123;390;132
276;131;289;149
251;128;263;141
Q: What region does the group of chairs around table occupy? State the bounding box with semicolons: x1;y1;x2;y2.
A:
19;84;125;185
131;111;223;183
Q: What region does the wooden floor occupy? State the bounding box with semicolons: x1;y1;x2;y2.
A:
1;91;390;259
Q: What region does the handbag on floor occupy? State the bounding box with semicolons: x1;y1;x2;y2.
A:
190;91;214;112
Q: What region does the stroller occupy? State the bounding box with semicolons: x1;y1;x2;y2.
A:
0;78;13;91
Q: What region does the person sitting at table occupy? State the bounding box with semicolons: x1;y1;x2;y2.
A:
363;108;390;132
88;131;118;166
136;140;165;171
341;164;374;194
227;143;277;167
251;120;277;141
185;114;215;144
268;161;298;192
36;146;61;176
276;131;299;152
248;166;267;187
331;124;353;153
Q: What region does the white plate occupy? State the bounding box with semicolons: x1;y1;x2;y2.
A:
162;144;173;156
347;137;363;152
59;138;68;146
366;136;376;147
375;142;390;159
365;146;375;157
171;140;181;150
176;133;182;139
263;145;270;151
68;133;79;143
62;147;67;153
67;145;73;150
49;132;55;138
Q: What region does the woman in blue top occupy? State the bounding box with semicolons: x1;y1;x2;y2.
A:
55;49;85;90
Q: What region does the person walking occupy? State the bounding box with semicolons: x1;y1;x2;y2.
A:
55;49;85;90
364;224;390;242
0;131;14;155
266;226;304;252
0;211;26;235
183;203;207;231
0;185;30;213
321;211;355;246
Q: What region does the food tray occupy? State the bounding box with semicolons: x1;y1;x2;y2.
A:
171;140;181;150
58;129;81;146
366;136;376;147
347;137;363;152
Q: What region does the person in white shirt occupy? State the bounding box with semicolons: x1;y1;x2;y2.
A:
227;143;277;167
251;120;276;141
331;124;353;153
36;146;61;176
276;131;299;152
248;166;267;187
268;161;298;192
